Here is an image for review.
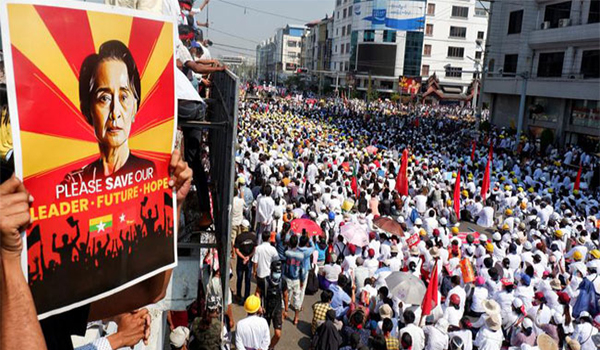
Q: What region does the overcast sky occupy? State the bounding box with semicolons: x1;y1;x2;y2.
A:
199;0;334;60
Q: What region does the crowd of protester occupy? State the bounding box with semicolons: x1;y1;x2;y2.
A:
229;96;600;350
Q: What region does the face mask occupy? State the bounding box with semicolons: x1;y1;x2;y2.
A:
272;272;281;280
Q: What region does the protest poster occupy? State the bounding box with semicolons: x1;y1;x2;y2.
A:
0;0;177;318
406;233;420;248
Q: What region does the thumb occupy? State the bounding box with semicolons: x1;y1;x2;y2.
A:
0;175;21;195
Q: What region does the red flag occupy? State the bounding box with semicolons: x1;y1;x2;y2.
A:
471;141;476;162
421;260;439;316
453;169;461;220
395;149;409;196
574;163;582;191
414;118;419;128
351;166;360;197
488;142;494;163
481;158;491;202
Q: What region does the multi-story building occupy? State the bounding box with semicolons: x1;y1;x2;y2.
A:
420;0;489;103
256;24;306;83
330;0;354;88
346;0;427;95
483;0;599;149
304;16;334;72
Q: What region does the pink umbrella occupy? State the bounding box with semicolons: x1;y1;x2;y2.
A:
366;145;378;154
340;223;369;247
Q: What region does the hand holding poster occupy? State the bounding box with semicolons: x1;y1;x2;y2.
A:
0;0;177;318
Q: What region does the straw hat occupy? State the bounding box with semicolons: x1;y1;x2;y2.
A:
482;300;501;315
549;278;562;291
485;313;502;331
537;334;558;350
429;247;440;259
409;246;420;256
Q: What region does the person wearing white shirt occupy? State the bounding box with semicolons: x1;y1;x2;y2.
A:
399;310;425;350
477;206;494;228
255;188;275;238
235;303;271;350
252;232;279;281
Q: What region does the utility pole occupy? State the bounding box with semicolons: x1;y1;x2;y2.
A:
516;71;529;141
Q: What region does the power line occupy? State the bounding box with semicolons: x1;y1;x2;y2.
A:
216;0;312;23
213;42;256;52
209;26;260;44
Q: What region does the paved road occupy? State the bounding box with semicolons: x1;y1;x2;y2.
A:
228;221;491;349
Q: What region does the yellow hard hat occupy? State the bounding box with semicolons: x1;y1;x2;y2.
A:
573;189;580;195
462;190;469;197
510;171;515;175
555;230;564;238
504;185;512;191
512;178;518;184
548;188;554;193
452;172;457;178
486;243;494;253
573;251;583;261
500;176;506;181
468;174;473;180
502;223;510;230
528;187;535;193
590;250;600;259
518;187;524;193
419;229;427;237
447;199;453;206
520;202;527;210
505;209;513;216
244;295;261;314
451;227;459;234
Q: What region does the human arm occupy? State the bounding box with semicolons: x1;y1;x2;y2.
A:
185;60;226;74
283;289;289;318
89;151;191;321
0;176;47;350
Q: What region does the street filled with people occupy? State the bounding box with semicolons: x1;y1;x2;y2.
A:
230;96;600;350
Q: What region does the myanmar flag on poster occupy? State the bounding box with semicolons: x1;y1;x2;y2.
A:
89;215;113;234
1;0;177;318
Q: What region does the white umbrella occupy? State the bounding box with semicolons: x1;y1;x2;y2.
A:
340;223;369;247
385;271;426;305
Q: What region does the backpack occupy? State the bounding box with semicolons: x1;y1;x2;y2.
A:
305;265;319;295
573;276;599;318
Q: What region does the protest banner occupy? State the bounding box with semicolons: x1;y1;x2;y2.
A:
0;0;177;318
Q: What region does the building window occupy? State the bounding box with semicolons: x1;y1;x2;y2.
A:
347;24;352;36
337;11;339;19
336;28;339;36
403;31;424;77
447;46;465;58
571;100;599;128
449;26;467;38
336;0;341;6
423;44;432;56
288;41;297;47
475;51;482;59
346;43;350;53
425;24;434;36
477;31;485;40
544;1;571;28
538;52;565;77
581;50;600;78
342;26;346;36
340;43;344;53
364;30;375;42
348;6;353;16
451;6;469;18
589;0;599;23
383;30;397;43
445;67;463;78
422;64;430;76
343;8;347;18
427;3;435;15
503;54;518;75
335;45;338;53
507;10;523;34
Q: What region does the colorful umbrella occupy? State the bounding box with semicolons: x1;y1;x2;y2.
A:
385;272;426;305
290;218;323;237
366;145;378;154
373;217;405;237
340;223;369;247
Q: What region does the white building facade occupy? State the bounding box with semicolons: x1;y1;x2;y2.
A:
421;0;489;95
483;0;599;149
330;0;354;88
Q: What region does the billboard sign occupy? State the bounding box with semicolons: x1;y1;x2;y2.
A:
353;0;425;32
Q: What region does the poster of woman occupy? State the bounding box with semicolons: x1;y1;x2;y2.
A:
0;0;177;318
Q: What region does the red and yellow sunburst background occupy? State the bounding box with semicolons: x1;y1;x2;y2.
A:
8;3;175;179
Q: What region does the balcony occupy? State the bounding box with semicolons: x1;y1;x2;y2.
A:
528;22;600;48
